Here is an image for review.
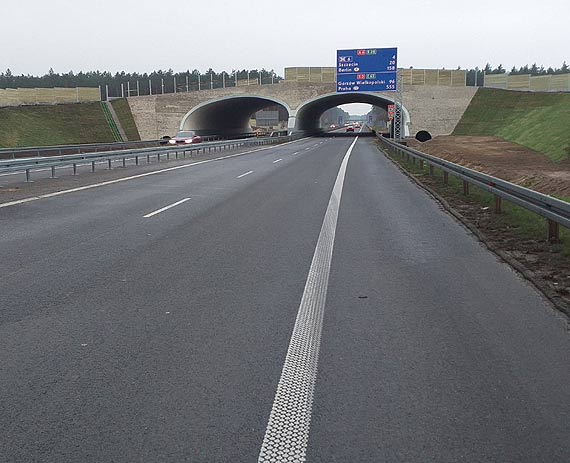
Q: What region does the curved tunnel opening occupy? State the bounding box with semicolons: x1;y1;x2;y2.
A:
294;92;410;137
180;96;291;137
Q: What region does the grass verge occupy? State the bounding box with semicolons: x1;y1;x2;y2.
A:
110;99;141;141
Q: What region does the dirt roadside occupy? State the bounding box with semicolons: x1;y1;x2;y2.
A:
393;136;570;317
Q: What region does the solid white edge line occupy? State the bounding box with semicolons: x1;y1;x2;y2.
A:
0;137;310;209
272;159;283;164
143;197;191;218
258;137;359;462
237;170;254;179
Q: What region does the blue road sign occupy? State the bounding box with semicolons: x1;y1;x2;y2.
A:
337;47;397;93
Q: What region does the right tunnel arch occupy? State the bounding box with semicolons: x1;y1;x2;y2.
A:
291;92;410;136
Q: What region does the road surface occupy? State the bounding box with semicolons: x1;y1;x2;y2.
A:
1;135;569;462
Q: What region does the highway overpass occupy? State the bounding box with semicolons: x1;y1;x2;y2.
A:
127;80;477;139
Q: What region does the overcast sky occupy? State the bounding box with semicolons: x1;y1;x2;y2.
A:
2;0;568;77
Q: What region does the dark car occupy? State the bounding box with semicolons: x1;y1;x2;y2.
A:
168;131;202;145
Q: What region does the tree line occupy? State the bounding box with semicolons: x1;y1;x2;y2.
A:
0;68;283;96
0;62;568;92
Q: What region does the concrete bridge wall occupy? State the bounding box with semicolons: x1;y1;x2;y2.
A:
127;82;477;140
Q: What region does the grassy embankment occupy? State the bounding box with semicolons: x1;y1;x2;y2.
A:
0;98;141;147
110;98;141;141
0;102;115;148
453;88;570;162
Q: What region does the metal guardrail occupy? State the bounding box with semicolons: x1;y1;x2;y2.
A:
0;136;291;183
0;136;230;160
377;135;570;242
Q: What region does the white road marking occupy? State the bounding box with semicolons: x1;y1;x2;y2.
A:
237;170;254;179
258;137;359;462
272;159;282;164
305;147;311;150
143;197;191;218
0;137;310;210
292;152;299;156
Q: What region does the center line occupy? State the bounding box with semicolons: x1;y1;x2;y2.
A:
237;170;253;178
272;159;282;164
258;137;359;462
143;197;190;218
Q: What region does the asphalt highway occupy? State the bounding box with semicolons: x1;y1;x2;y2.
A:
1;134;569;462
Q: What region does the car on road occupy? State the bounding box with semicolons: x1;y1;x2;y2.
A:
329;124;336;129
346;126;354;132
168;131;202;145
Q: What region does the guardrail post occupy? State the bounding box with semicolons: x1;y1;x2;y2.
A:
73;163;77;175
50;166;57;178
157;153;161;162
91;161;95;172
443;171;449;185
494;195;502;214
167;152;170;161
107;159;112;169
25;169;32;182
419;160;424;170
122;157;126;168
548;220;560;243
147;154;150;163
135;156;139;166
429;165;434;176
463;180;469;195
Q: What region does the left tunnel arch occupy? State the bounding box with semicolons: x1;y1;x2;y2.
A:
180;95;291;136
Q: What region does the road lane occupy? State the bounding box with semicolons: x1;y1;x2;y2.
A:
306;139;570;462
1;135;569;462
0;136;352;462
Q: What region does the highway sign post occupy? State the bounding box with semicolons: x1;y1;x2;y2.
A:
336;47;397;93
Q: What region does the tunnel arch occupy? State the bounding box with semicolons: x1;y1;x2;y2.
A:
180;95;292;137
292;92;410;136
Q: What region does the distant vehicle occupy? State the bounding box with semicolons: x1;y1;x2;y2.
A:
329;124;336;129
346;126;355;132
159;135;171;145
354;123;361;128
168;131;202;145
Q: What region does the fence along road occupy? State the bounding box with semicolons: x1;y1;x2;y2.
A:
0;136;569;462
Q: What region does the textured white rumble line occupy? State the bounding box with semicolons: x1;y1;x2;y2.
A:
258;137;358;462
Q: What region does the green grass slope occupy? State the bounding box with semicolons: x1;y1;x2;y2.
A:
453;88;570;162
0;102;114;148
110;99;141;141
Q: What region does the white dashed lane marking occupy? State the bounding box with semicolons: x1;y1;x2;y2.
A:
143;198;191;218
237;170;254;179
272;159;282;164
